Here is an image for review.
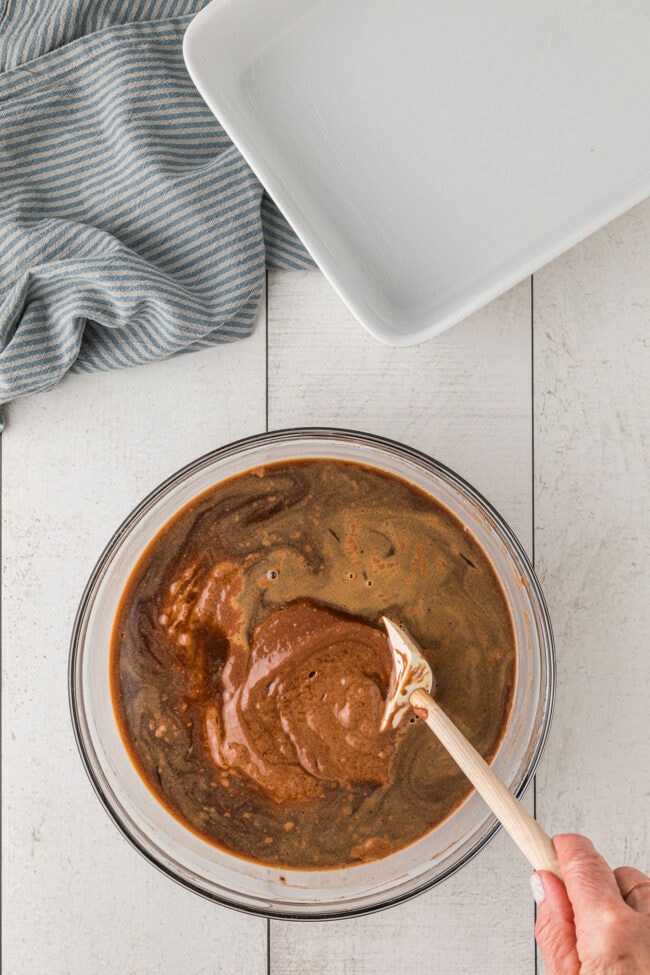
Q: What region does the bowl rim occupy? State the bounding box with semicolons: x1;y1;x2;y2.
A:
69;426;555;919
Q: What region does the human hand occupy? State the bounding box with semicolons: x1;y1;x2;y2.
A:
532;833;650;974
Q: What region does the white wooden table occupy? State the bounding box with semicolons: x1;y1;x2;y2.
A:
3;198;649;975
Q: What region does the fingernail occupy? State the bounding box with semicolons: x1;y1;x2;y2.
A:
530;873;546;905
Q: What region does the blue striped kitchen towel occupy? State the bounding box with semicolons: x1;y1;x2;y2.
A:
0;0;314;427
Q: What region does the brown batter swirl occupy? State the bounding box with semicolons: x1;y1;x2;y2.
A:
111;459;516;869
205;601;398;802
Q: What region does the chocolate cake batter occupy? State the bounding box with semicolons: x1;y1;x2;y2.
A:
111;459;515;868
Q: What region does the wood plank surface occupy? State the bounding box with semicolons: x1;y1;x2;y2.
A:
533;199;650;969
1;312;268;975
267;271;536;975
2;200;648;975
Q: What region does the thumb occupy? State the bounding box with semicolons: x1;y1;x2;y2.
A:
532;871;580;975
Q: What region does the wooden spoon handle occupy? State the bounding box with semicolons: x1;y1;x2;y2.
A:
410;687;562;879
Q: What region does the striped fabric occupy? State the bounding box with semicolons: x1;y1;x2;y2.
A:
0;1;314;425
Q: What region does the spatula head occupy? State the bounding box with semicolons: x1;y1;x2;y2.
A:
380;617;435;731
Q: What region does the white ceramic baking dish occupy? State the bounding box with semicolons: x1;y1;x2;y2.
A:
183;0;650;346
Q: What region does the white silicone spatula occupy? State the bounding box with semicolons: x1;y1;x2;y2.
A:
381;616;561;879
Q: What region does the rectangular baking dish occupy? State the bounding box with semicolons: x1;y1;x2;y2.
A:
184;0;650;346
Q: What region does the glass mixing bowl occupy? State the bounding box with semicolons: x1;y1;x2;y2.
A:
69;428;554;919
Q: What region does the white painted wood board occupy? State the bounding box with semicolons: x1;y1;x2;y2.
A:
533;199;650;970
267;270;533;550
267;270;536;974
1;313;268;975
